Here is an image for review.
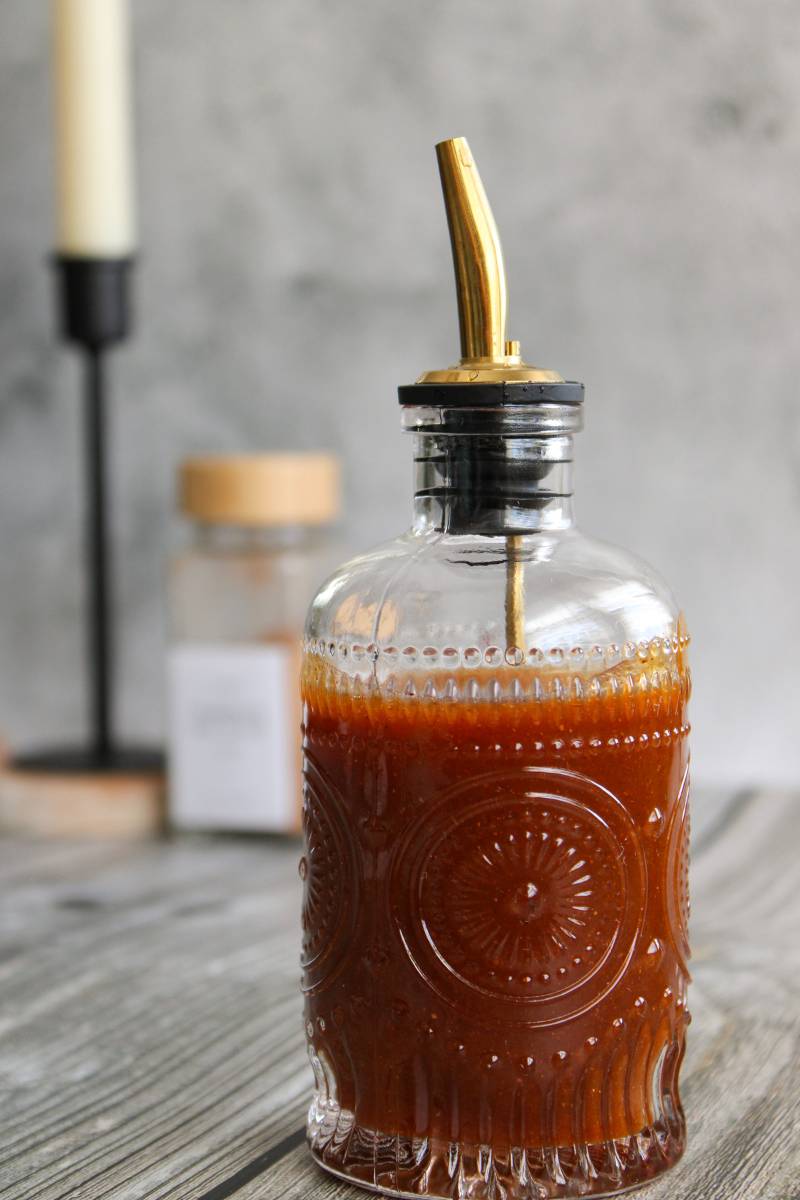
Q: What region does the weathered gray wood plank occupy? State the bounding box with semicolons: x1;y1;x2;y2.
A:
0;837;307;1200
0;790;797;1200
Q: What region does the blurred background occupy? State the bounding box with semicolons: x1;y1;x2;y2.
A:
0;0;797;790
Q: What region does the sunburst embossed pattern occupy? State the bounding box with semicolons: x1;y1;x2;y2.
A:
421;796;625;1002
665;768;691;975
393;767;645;1021
300;792;339;967
300;759;357;992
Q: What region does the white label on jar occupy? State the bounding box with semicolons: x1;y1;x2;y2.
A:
168;643;296;832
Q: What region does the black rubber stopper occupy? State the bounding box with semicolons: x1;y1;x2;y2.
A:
398;381;584;407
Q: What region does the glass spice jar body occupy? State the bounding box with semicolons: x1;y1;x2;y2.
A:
300;399;690;1198
168;453;339;834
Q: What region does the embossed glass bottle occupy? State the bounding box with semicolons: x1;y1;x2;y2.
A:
300;138;690;1199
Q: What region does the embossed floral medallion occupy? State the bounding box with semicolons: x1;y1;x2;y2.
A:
393;766;646;1025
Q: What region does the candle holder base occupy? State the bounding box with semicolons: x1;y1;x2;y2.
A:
11;746;164;774
1;747;165;839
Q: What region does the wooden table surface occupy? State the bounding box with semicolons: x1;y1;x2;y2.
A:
0;789;797;1200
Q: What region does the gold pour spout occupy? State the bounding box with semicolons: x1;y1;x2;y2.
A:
436;137;508;362
419;136;563;385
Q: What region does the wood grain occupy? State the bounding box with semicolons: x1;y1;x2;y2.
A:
0;789;797;1200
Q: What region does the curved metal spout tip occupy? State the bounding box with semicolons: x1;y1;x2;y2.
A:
435;137;507;363
417;137;563;386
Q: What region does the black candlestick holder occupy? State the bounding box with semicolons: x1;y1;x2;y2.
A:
13;256;162;775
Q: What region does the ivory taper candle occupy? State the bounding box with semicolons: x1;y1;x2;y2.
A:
52;0;135;256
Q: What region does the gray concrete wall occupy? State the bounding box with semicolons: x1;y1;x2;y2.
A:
1;0;797;786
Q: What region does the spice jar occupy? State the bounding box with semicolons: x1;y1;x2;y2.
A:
169;452;339;833
300;140;690;1199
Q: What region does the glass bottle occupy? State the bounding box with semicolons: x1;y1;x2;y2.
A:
300;139;690;1198
168;453;339;834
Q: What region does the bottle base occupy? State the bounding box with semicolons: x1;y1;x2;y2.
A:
307;1095;685;1199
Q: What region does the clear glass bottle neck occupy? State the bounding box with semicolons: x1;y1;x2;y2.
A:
410;432;575;535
